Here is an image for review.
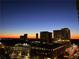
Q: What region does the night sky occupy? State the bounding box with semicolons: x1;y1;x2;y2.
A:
0;0;79;39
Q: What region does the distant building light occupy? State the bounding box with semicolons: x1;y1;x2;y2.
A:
63;40;65;41
22;43;28;46
43;42;46;44
58;39;61;41
0;42;2;44
47;58;51;59
54;41;58;43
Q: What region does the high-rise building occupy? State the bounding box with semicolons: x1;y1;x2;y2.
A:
61;28;70;40
20;34;28;41
53;30;61;41
40;31;52;43
24;34;27;39
36;33;38;39
20;35;24;39
53;28;70;41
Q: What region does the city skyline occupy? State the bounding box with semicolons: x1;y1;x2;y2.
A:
0;0;79;39
0;28;79;39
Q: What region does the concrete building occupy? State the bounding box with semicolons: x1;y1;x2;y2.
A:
24;34;28;39
20;35;24;40
20;34;28;41
40;31;52;43
36;33;38;39
61;28;70;40
53;30;61;41
53;28;70;41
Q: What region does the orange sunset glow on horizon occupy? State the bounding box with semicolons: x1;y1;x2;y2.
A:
0;33;79;39
71;34;79;39
0;34;37;39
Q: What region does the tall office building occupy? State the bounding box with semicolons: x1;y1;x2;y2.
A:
20;35;24;39
53;30;61;41
36;33;38;39
53;28;70;41
20;34;28;41
61;28;70;40
24;34;28;39
40;31;52;43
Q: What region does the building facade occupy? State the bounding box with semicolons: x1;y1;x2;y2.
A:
40;31;52;43
61;28;70;40
53;28;70;41
36;33;38;39
53;30;61;41
20;34;28;41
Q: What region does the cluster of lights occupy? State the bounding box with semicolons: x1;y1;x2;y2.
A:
31;46;51;51
65;44;79;58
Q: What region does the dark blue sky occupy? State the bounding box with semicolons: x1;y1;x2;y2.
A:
0;0;79;38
